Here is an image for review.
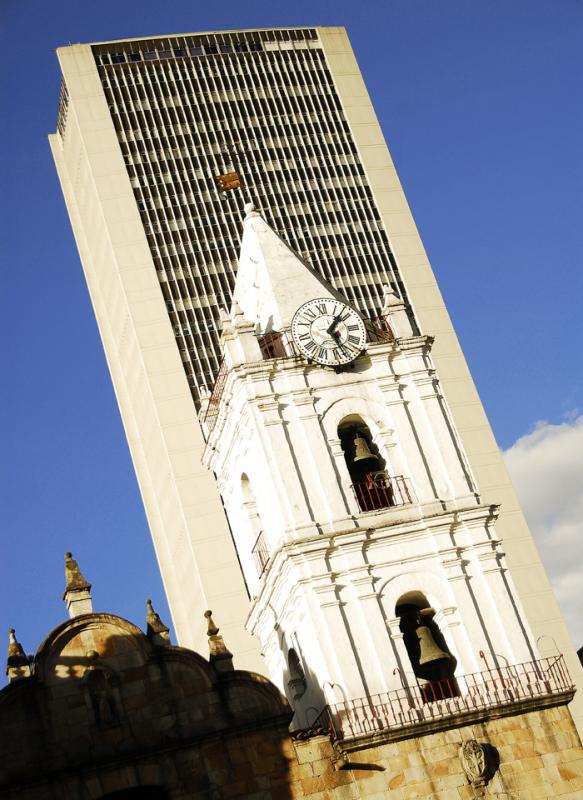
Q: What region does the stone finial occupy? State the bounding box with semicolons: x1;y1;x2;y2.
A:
231;300;244;321
63;552;93;618
205;609;220;636
381;283;414;337
244;201;258;218
6;628;31;681
382;283;403;311
219;306;235;333
146;599;171;646
204;610;233;672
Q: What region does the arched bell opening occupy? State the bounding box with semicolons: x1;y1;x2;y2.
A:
395;591;459;702
338;416;394;512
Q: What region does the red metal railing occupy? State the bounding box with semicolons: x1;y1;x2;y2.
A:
364;317;395;343
252;531;270;577
351;473;414;512
311;656;573;741
257;330;294;359
203;360;229;434
256;318;395;362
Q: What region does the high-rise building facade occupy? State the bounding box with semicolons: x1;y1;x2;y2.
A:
65;27;406;408
50;26;582;733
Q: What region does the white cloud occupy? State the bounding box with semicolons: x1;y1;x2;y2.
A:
503;415;583;649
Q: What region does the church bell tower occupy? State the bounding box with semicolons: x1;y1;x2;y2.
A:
202;203;549;729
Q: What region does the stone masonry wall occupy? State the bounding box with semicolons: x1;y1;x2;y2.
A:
289;704;583;800
6;702;582;799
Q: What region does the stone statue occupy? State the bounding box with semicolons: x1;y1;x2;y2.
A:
84;651;119;725
63;552;91;593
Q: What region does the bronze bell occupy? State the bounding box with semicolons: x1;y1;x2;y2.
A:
353;435;379;465
417;626;453;667
415;606;456;681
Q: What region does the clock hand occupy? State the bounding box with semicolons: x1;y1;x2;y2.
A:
327;314;343;335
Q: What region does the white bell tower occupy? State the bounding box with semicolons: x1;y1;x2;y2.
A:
202;204;538;728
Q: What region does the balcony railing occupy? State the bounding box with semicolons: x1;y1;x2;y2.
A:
257;330;296;360
252;531;270;578
256;316;395;362
351;473;414;512
364;317;395;343
203;360;229;434
311;656;573;742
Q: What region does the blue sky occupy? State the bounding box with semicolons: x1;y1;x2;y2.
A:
1;1;582;669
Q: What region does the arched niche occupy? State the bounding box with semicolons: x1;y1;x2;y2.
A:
319;396;392;447
241;472;262;534
240;472;268;577
338;415;386;480
287;647;307;700
394;590;458;700
338;414;400;512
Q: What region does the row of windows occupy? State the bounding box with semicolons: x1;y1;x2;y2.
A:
104;64;334;93
93;29;319;66
92;29;317;61
99;41;266;68
139;202;382;241
106;80;343;120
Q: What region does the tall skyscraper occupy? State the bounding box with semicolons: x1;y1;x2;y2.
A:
50;26;582;732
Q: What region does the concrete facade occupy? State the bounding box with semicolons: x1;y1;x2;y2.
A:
49;26;583;734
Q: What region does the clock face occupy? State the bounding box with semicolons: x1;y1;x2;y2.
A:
291;298;366;366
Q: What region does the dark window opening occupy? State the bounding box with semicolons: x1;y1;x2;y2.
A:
258;330;289;359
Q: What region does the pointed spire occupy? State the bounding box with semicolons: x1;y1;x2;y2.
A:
204;610;234;672
6;628;31;681
63;552;93;618
233;207;350;334
146;599;171;646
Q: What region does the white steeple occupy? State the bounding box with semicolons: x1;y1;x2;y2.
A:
205;209;539;730
233;203;350;332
